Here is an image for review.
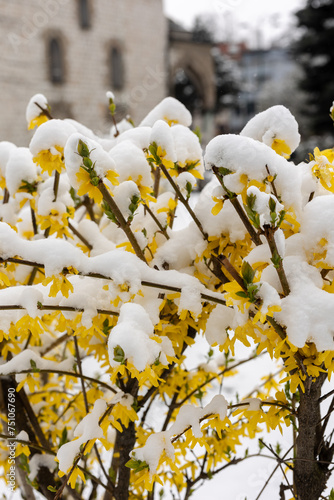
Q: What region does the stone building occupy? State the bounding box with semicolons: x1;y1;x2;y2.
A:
168;20;216;145
0;0;168;145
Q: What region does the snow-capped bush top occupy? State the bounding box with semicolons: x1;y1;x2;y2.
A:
140;97;192;127
25;93;49;129
240;105;300;156
29;119;77;156
6;147;37;196
204;134;302;210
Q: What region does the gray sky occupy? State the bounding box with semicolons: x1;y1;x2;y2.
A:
163;0;306;46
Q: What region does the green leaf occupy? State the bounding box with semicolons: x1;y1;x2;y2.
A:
186;181;193;198
271;250;281;269
268;197;276;213
242;261;255;285
125;458;149;472
108;466;116;484
102;201;118;224
19;179;39;194
83;157;93;170
246;193;256;210
47;486;57;493
148;142;160;164
218;167;233;176
59;426;68;447
275;442;281;456
113;345;125;364
247;283;259;302
329;488;334;500
77;139;90;158
235;291;248;299
102;318;112;335
277;210;286;228
30;359;40;373
193;126;202;141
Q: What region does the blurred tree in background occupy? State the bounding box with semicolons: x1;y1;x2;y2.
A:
294;0;334;135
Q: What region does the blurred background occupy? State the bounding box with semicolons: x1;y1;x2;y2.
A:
0;0;334;159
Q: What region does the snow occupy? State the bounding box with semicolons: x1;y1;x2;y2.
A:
106;90;115;101
194;179;247;240
0;141;16;180
150;119;177;162
133;394;228;474
57;398;107;473
139;97;192;127
108;303;174;371
113;181;140;219
30;119;77;157
247;185;284;228
0;349;74;374
205;304;236;346
64;132;117;188
6;147;37;196
240;105;300;154
171;124;204;174
28;454;56;482
204;134;303;211
16;431;29;441
175;171;197;196
301;194;334;266
276;256;334;350
109;140;152;187
25;93;48;123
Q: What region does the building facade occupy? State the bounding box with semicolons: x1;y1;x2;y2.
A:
0;0;168;145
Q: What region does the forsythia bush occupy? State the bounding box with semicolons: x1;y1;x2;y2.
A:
0;93;334;500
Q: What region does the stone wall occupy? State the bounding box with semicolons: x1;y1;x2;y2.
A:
0;0;167;145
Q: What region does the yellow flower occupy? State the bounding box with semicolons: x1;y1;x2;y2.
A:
111;402;138;429
157;145;175;170
312;146;334;192
223;281;250;314
105;169;119;186
271;139;291;158
76;169;103;204
33;146;64;175
211;196;224;215
39;209;73;238
163;116;179;127
16;442;30;457
252;304;282;324
0;271;10;288
28;114;48;130
43;274;74;298
60;466;86;489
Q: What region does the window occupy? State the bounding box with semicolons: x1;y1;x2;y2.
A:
79;0;91;29
49;37;64;84
110;46;124;90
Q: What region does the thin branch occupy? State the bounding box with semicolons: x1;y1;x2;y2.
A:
212;166;262;246
264;225;290;296
255;445;294;500
143;201;170;239
5;369;117;393
34;101;53;120
159;163;207;239
68;221;93;250
98;180;148;263
0;433;55;455
74;336;114;491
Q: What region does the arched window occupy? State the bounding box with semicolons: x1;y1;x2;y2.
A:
49;37;64;84
79;0;90;29
110;46;124;90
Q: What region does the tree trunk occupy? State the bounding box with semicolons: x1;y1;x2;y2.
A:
294;374;332;500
